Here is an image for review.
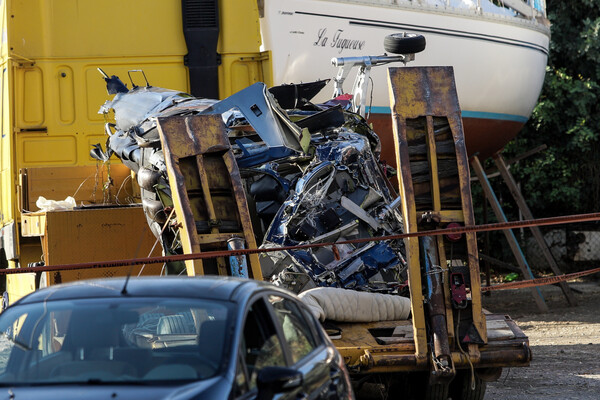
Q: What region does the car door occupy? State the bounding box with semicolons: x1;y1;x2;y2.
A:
267;293;341;400
233;296;302;400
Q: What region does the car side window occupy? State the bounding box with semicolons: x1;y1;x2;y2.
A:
0;313;29;374
269;295;317;365
239;298;286;392
301;308;324;345
234;355;248;397
38;310;72;356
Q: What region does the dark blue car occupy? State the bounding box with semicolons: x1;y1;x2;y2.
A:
0;277;354;399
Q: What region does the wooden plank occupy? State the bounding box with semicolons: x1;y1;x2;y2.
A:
426;115;442;212
485;319;515;341
392;324;414;339
158;116;205;276
493;153;577;306
471;155;549;313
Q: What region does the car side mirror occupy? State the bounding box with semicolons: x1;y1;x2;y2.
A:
256;366;303;400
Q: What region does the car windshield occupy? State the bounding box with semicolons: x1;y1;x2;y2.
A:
0;297;231;385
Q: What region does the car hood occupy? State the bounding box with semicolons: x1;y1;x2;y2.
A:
0;376;229;400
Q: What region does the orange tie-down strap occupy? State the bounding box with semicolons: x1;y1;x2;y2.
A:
2;212;600;293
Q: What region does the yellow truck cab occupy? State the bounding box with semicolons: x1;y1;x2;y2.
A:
0;0;270;305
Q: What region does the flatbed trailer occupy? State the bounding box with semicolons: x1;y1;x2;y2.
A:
151;66;531;399
335;313;530;372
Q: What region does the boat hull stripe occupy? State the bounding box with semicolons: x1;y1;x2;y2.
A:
295;11;549;55
366;106;529;123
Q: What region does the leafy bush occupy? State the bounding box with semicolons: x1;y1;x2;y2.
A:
499;0;600;218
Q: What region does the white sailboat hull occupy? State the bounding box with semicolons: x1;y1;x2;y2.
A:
260;0;550;160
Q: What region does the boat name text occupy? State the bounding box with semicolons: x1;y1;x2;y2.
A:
314;28;365;54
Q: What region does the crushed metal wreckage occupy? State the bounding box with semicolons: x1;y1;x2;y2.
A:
93;70;408;295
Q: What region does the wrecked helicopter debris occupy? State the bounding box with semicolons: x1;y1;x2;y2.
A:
93;66;409;293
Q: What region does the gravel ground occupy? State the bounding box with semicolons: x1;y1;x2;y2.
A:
484;279;600;400
357;278;600;399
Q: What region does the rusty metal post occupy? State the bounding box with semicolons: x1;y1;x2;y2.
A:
421;236;455;383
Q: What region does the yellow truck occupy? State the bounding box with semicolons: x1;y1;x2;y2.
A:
0;0;270;304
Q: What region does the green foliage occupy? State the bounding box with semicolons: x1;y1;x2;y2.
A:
499;0;600;217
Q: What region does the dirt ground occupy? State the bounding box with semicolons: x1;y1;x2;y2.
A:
484;278;600;400
357;277;600;399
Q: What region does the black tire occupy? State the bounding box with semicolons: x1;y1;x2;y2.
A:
450;370;487;400
388;373;449;400
384;33;426;54
425;383;450;400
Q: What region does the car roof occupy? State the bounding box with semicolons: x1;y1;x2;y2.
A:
15;276;281;305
